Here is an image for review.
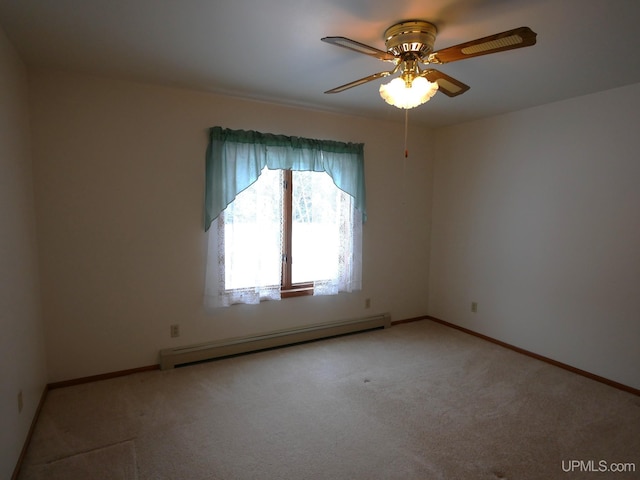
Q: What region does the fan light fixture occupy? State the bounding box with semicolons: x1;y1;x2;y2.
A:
379;76;438;109
322;20;537;153
322;20;537;106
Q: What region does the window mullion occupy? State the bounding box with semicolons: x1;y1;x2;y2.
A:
282;170;293;290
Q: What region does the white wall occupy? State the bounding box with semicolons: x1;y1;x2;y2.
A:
28;69;433;383
430;83;640;390
0;28;47;478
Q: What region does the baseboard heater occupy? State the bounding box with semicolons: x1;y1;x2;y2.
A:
159;313;391;370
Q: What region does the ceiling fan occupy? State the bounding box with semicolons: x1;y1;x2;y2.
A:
322;20;537;108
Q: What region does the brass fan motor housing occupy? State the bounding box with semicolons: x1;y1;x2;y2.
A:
384;20;437;59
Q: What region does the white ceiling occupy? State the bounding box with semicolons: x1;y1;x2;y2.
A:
1;0;640;127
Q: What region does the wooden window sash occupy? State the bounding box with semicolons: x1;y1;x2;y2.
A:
281;170;313;298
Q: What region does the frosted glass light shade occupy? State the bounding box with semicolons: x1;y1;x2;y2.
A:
379;76;439;109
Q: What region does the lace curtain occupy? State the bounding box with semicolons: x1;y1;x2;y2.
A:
203;127;366;309
296;170;362;296
205;168;284;307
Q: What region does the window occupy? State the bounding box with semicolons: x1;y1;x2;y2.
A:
203;127;365;308
285;169;349;292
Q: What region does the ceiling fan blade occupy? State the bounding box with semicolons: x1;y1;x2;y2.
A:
428;27;537;64
422;69;470;97
324;71;392;94
321;36;396;62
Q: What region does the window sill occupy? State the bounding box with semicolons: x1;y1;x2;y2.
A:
281;285;314;299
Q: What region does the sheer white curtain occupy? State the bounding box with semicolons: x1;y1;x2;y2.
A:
204;169;362;309
204;168;283;308
291;171;362;295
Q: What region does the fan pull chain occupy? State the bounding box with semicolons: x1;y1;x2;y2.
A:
404;108;409;158
402;110;408;209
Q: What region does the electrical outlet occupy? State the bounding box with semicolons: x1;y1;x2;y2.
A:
365;298;371;309
471;302;478;313
18;390;23;413
170;324;180;338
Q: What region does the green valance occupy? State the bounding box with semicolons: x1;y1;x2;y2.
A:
204;127;366;231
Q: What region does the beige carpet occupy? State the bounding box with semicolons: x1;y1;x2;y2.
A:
18;320;640;479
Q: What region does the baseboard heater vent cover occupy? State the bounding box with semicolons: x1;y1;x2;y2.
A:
159;313;391;370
